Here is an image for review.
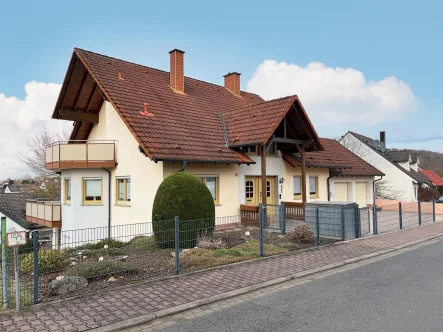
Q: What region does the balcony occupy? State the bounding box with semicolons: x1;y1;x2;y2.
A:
26;199;61;228
45;140;116;170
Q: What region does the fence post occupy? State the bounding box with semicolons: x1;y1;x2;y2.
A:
1;217;8;309
259;204;264;257
33;230;39;304
279;204;286;235
355;206;361;238
316;207;320;246
399;202;403;230
418;201;422;226
341;205;345;241
174;216;180;275
433;202;436;223
372;205;378;235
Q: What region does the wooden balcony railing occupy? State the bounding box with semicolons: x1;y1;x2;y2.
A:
240;204;259;225
25;199;61;228
45;140;116;170
283;202;305;220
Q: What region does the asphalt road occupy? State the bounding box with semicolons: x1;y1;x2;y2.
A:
159;239;443;332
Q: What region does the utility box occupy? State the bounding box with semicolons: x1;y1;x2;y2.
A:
305;201;360;240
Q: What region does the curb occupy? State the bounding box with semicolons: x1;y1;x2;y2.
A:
90;233;443;332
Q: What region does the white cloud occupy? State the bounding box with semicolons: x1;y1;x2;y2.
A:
0;81;72;179
247;60;419;126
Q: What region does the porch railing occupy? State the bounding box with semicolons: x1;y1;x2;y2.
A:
282;202;305;220
240;204;259;224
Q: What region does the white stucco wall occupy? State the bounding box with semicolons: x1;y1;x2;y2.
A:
88;101;164;227
340;133;416;201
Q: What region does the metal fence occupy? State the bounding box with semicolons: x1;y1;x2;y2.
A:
0;201;439;308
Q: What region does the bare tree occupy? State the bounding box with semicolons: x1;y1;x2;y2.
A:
375;180;405;200
18;131;69;178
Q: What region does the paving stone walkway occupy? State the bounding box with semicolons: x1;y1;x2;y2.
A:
1;222;443;332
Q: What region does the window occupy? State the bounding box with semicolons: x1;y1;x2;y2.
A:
82;178;103;205
245;180;254;198
116;177;131;205
293;176;301;198
240;145;257;154
309;176;318;198
65;178;71;204
198;176;219;204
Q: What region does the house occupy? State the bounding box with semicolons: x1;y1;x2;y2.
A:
1;183;35;194
419;169;443;193
283;138;384;207
25;48;383;239
340;131;432;201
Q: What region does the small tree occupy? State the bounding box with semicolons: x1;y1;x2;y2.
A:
375;180;404;200
152;172;215;249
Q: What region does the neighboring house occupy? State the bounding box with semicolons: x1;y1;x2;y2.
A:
283;138;384;207
0;192;31;228
1;183;36;194
419;169;443;193
340;131;432;201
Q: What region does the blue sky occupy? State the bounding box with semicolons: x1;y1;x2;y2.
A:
0;0;442;176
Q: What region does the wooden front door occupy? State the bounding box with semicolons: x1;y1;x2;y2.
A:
245;176;276;206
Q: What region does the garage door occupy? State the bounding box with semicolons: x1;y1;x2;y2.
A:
355;182;368;207
334;182;349;202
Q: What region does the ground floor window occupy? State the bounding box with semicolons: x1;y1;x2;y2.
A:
197;175;219;204
65;178;71;204
309;176;318;198
83;178;103;205
116;177;131;205
293;176;302;199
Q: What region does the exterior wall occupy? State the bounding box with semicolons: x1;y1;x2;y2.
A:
87;101;164;227
329;177;374;206
61;168;109;232
163;163;239;218
237;153;283;205
341;133;416;201
397;161;409;170
282;162;329;203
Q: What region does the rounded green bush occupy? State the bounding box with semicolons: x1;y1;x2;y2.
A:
152;172;215;249
21;250;68;274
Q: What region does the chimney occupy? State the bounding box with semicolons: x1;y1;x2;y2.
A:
224;72;241;96
169;49;185;94
380;131;386;145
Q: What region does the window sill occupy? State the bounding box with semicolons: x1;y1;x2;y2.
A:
64;203;71;206
215;204;222;207
115;204;131;207
310;196;319;199
81;204;104;206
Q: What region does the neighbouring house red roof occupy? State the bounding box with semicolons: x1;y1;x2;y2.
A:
52;49;323;164
283;138;384;177
419;170;443;186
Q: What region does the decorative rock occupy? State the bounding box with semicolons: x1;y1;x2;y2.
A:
70;262;77;266
68;257;78;262
104;245;109;250
114;255;128;262
170;251;176;258
82;256;87;259
51;276;88;295
245;231;251;237
108;276;117;282
55;275;64;281
98;257;104;262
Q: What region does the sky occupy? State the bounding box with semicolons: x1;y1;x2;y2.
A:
0;0;442;178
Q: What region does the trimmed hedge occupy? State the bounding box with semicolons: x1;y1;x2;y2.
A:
152;172;215;249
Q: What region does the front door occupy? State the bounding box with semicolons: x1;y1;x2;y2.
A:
245;176;276;205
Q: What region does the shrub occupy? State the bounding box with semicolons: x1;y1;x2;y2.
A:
152;172;215;249
197;233;223;250
67;260;140;280
72;238;125;251
86;247;125;258
286;225;315;244
21;250;68;273
128;236;158;251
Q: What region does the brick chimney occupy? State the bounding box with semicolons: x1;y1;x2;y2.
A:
169;49;185;94
224;72;241;96
380;131;386;146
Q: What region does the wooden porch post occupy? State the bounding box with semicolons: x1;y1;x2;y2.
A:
300;146;307;204
260;144;267;206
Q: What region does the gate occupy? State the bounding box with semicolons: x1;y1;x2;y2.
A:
259;204;286;234
359;207;371;236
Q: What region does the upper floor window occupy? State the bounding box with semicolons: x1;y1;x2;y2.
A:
116;177;131;205
83;178;103;205
197;175;219;204
239;145;257;154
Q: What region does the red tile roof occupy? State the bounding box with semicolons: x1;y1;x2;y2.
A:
419;170;443;186
283;138;384;177
54;49;323;164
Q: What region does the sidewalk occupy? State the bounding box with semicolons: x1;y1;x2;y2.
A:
2;223;443;332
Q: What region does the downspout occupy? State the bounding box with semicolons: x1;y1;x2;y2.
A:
372;176;384;205
103;168;112;238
